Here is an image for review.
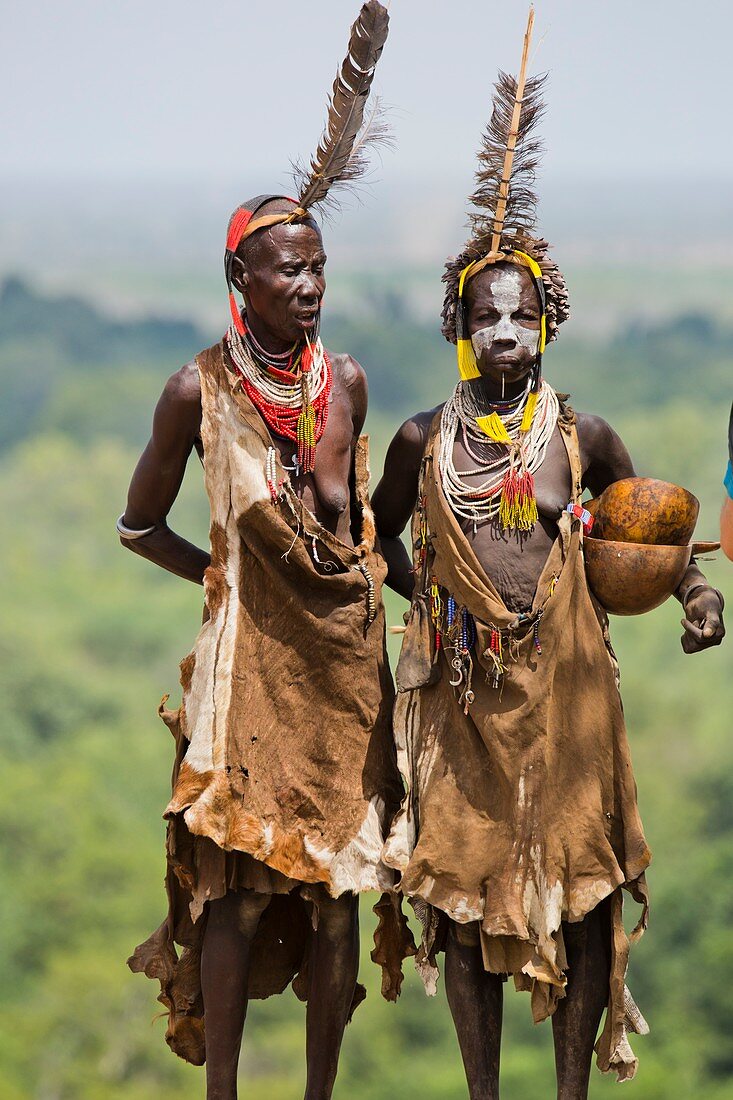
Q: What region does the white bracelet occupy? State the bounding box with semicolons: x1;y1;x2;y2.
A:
116;514;157;540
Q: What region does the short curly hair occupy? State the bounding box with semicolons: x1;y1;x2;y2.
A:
440;234;570;345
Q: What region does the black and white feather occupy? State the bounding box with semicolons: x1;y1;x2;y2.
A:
292;0;391;214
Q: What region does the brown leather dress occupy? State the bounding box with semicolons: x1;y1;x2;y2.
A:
128;341;411;1064
384;404;651;1080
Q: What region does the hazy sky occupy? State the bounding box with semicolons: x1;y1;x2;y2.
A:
4;0;733;187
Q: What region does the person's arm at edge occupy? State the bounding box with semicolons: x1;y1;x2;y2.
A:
722;406;733;561
721;495;733;561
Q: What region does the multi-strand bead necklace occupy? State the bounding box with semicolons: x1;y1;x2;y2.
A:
439;378;559;532
225;323;332;474
226;323;377;626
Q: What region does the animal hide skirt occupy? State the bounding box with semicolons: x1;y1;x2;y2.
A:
128;341;412;1063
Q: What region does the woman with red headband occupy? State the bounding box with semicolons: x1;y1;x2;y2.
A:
117;6;411;1098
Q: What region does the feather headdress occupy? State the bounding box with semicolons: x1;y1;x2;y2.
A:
437;7;571;534
441;7;569;379
469;12;544;259
224;1;390;333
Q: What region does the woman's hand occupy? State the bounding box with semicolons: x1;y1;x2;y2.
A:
681;586;725;653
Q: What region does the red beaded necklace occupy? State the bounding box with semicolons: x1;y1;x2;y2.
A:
226;327;332;474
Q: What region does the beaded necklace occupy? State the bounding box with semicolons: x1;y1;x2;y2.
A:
244;323;300;371
439;378;558;531
225;324;332;474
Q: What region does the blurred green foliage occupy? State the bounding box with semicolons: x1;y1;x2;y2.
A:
0;276;732;1098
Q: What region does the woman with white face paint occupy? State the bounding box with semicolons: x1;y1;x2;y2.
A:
374;258;725;1098
469;265;541;367
371;15;725;1099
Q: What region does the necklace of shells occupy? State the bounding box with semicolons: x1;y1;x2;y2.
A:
439;378;559;531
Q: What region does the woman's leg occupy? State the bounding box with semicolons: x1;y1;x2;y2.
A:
552;899;611;1100
445;920;503;1100
201;889;270;1100
303;890;360;1100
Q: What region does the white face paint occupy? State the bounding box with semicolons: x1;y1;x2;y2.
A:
470;268;540;359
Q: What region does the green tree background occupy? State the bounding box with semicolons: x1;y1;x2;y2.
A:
1;274;731;1098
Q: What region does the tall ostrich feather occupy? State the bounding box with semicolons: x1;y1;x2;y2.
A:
292;0;390;214
468;8;546;253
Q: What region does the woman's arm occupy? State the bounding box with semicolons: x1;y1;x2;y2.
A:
119;363;210;585
372;414;434;601
578;411;724;653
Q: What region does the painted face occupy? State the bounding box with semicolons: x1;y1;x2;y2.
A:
470;268;540;360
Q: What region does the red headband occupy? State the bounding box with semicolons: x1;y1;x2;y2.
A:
226;207;255;253
224;196;303;334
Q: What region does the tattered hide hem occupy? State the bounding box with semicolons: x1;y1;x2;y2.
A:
127;700;413;1065
405;878;649;1083
128;835;414;1064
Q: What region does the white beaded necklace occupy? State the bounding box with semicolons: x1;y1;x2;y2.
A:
225;324;329;408
439;379;559;525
